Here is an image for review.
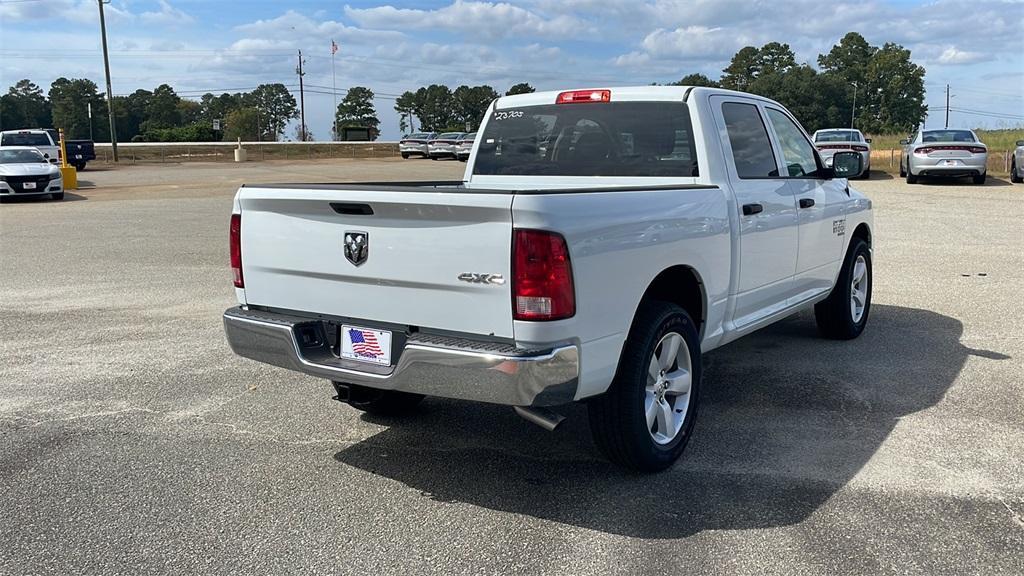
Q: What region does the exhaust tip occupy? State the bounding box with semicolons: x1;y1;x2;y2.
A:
514;406;565;432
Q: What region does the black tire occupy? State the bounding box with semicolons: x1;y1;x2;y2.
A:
401;153;410;159
51;192;65;200
335;382;424;416
861;167;871;180
75;162;86;171
972;173;986;185
430;156;438;161
588;301;701;472
905;164;918;184
815;237;871;340
1011;160;1022;183
899;160;906;177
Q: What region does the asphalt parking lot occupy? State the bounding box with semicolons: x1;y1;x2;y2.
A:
2;159;1022;575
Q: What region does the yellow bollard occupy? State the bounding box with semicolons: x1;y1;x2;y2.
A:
57;128;78;189
60;165;78;189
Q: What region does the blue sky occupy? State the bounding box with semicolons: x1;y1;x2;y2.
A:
1;0;1021;140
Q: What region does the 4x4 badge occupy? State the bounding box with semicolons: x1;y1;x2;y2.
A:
344;231;368;266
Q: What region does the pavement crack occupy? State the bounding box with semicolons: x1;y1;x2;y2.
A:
995;493;1024;530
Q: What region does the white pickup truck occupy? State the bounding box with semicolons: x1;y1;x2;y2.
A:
224;86;873;471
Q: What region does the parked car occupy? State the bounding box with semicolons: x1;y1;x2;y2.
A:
899;129;987;185
1011;140;1024;184
0;130;60;165
399;132;436;159
427;132;465;159
455;132;476;162
223;86;872;472
0;147;64;201
812;128;871;178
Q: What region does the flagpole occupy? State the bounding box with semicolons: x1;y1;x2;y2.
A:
331;40;339;141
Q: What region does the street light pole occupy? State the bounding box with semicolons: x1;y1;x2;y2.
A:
850;81;858;129
97;0;118;161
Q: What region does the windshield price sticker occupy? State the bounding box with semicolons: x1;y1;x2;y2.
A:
493;110;524;121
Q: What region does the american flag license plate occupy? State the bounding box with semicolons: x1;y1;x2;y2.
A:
341;325;392;366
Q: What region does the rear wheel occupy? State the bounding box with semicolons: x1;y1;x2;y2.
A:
905;162;918;184
815;238;871;340
588;301;701;472
401;152;410;159
973;173;986;185
1012;160;1023;183
333;382;424;416
861;168;871;180
75;162;86;171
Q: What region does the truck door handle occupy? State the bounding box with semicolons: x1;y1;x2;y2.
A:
742;203;763;216
330;202;374;215
799;198;815;209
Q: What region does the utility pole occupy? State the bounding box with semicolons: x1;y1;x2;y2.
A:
945;84;950;129
296;50;306;141
98;0;118;161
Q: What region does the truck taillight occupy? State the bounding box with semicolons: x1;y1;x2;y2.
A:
230;213;243;288
512;230;575;321
556;89;610;104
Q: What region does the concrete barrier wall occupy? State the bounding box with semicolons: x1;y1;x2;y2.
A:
92;141;399;164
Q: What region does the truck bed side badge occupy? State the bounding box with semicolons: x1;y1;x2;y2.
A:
344;231;368;266
458;273;505;285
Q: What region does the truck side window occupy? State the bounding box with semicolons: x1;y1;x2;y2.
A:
765;108;819;178
721;102;778;179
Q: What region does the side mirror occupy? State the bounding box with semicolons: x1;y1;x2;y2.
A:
1016;140;1024;147
899;139;909;146
864;138;872;144
832;151;863;179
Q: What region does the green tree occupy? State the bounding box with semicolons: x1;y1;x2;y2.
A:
112;89;151;142
249;83;297;141
177;100;202;125
505;83;535;96
818;32;875;86
720;46;762;91
748;65;847;133
669;73;720;87
415;84;456;132
335;86;380;140
859;43;927;132
48;78;107;140
394;90;420;133
223;107;260;141
757;42;797;75
0;79;51;130
453;85;499;131
143;83;182;130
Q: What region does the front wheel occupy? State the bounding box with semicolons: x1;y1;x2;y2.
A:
588;301;701;472
815;238;871;339
51;192;65;201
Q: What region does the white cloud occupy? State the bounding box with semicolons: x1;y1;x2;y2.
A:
235;10;405;46
344;1;587;39
936;47;991;65
139;0;195;26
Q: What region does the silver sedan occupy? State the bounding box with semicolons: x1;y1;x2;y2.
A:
427;132;465;160
812;129;871;179
900;129;988;185
1011;139;1024;184
399;132;436;159
0;146;64;201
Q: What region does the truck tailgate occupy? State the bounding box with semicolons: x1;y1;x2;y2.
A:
238;186;515;339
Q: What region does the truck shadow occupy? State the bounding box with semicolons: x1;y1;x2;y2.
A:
332;305;1003;538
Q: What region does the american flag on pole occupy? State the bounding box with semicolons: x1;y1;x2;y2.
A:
348;328;383;358
331;40;339;55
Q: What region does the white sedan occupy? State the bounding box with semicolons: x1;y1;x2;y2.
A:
0;147;64;202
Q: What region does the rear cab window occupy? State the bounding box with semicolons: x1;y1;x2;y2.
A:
1;132;52;147
472;101;699;177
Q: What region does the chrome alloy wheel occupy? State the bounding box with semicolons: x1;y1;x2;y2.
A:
850;254;869;323
645;332;692;445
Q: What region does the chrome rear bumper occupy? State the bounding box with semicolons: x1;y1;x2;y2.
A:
223;307;579;406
